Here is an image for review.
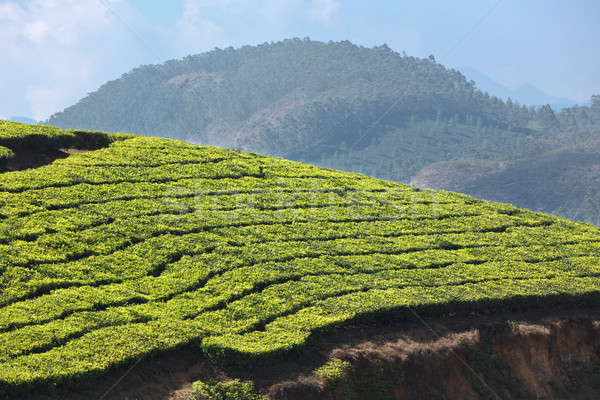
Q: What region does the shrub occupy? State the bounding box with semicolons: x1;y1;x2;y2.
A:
191;379;267;400
314;358;352;383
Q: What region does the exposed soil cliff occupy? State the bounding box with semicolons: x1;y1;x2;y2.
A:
265;312;600;400
34;308;600;400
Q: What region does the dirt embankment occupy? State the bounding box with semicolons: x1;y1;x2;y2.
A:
268;316;600;400
32;308;600;400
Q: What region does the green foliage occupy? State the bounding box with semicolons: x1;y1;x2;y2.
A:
313;357;405;400
430;133;600;225
0;120;109;152
109;132;140;142
0;123;600;396
42;40;600;225
315;358;352;383
68;129;111;149
465;344;530;399
191;379;267;400
506;320;519;330
315;359;356;400
0;146;15;165
44;39;545;173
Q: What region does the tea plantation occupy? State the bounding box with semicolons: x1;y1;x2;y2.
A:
1;121;600;396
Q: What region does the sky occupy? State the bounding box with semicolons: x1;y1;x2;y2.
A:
1;0;599;121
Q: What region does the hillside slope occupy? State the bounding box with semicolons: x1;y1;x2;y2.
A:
1;122;600;397
46;39;548;180
412;135;600;226
45;39;600;225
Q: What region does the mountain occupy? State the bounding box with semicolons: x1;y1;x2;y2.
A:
46;39;548;176
45;39;600;225
2;122;600;398
513;83;586;110
459;67;584;110
8;117;38;125
412;137;600;225
412;102;600;223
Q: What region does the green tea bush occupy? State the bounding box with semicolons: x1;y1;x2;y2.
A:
0;146;14;165
191;379;267;400
0;123;599;395
0;120;109;152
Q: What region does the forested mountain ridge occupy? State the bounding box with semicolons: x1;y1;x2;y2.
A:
47;38;544;158
412;127;600;225
46;38;600;224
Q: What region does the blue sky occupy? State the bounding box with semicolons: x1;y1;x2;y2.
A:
1;0;599;121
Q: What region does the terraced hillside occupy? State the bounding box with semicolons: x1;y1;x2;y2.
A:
1;121;600;397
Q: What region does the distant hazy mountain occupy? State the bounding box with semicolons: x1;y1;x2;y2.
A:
46;39;556;175
459;67;585;110
412;130;600;225
9;117;38;124
45;38;600;224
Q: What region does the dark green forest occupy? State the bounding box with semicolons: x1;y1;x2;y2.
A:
46;38;600;224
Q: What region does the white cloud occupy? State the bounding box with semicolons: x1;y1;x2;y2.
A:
1;0;347;121
0;2;22;22
24;20;48;44
174;0;340;54
1;0;116;46
310;0;340;25
25;86;62;120
0;0;131;120
176;0;225;48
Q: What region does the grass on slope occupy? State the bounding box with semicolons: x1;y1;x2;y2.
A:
1;124;600;396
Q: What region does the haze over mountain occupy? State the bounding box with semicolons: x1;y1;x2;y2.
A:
6;1;599;123
460;67;587;110
46;39;600;225
8;117;38;125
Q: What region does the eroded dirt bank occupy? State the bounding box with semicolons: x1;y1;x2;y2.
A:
32;307;600;400
266;316;600;400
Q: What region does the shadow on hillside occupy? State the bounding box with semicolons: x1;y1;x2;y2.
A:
0;148;88;172
26;306;600;400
